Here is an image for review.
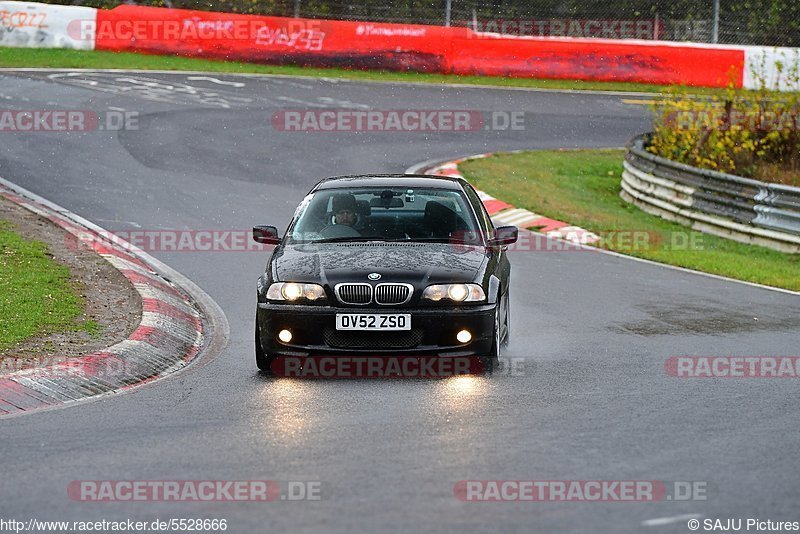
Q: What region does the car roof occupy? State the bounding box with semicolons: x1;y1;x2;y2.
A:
312;174;467;191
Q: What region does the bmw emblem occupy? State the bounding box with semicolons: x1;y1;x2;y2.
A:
368;273;382;281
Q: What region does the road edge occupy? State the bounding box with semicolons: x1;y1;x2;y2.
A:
0;176;230;418
0;67;667;97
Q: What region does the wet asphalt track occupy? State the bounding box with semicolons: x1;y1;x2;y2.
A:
0;70;799;533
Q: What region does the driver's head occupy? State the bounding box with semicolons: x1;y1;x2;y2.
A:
332;193;357;226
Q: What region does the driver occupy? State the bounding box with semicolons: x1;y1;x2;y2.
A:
332;193;358;226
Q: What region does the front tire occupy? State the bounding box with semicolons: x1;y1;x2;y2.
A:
481;301;502;373
255;319;274;373
501;291;510;347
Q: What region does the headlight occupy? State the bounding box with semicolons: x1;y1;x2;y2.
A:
422;284;485;302
266;282;326;302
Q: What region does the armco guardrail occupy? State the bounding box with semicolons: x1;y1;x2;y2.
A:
621;134;800;253
2;2;799;91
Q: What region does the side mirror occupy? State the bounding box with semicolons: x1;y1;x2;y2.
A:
253;225;281;245
488;226;518;247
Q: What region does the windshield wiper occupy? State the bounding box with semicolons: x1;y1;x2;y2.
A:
292;236;386;244
396;237;483;245
290;236;484;245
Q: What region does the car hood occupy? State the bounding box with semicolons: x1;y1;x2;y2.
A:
272;242;488;286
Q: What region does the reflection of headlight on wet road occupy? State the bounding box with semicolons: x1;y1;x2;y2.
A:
438;375;487;408
257;378;317;446
446;375;480;394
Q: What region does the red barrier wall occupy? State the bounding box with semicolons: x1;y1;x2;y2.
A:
450;35;745;86
93;5;746;88
95;6;463;73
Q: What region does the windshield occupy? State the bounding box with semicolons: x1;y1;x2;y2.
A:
287;186;483;244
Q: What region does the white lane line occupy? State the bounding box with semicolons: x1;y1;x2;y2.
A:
275;95;371;109
186;76;245;87
642;513;704;527
114;76;176;90
317;96;371;109
275;95;329;108
268;78;315;89
93;218;140;227
47;72;99;85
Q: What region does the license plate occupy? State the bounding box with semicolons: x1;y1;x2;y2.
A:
335;314;411;331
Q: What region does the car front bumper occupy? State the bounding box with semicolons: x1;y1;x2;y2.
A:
256;302;495;358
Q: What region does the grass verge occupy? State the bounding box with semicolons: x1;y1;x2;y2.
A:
460;149;800;291
0;47;728;95
0;219;95;352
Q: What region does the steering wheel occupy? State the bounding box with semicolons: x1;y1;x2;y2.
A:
318;223;362;239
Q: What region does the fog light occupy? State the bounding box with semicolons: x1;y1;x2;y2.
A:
278;329;293;343
456;330;472;344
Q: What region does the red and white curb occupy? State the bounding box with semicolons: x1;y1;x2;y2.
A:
0;184;206;417
425;155;601;245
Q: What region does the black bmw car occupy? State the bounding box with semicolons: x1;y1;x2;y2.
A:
253;174;517;375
